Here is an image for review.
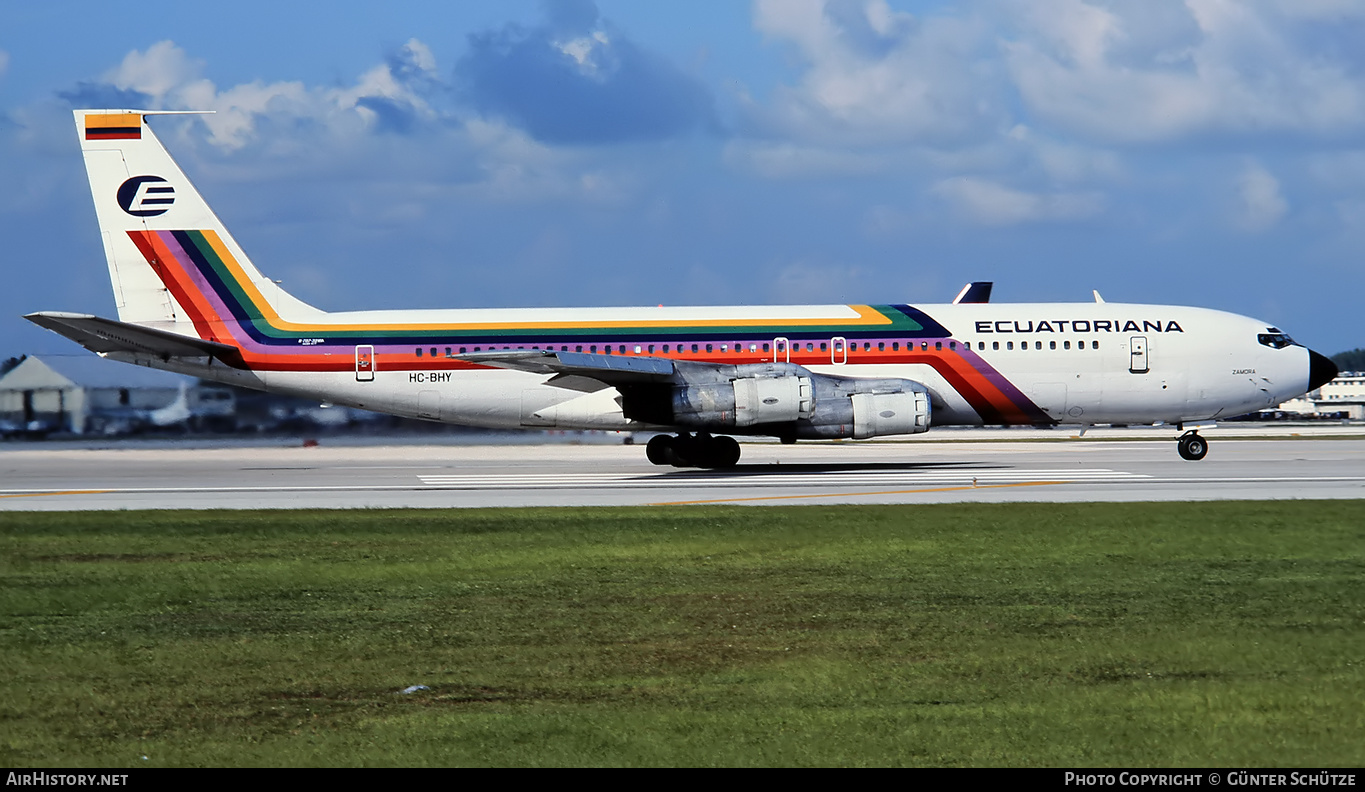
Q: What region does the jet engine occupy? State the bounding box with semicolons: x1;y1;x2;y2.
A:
622;362;932;441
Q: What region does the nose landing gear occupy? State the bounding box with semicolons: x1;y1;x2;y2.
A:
646;432;742;468
1177;430;1208;461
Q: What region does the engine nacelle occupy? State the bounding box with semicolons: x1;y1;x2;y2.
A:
653;362;931;440
796;375;931;439
672;374;813;428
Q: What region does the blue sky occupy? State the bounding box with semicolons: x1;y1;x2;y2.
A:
3;0;1364;357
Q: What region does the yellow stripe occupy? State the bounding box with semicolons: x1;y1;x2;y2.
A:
201;230;895;332
85;113;141;129
0;490;114;499
651;480;1064;506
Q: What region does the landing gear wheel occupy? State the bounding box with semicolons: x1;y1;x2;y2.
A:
1177;431;1208;461
710;435;741;468
646;434;673;465
645;433;741;468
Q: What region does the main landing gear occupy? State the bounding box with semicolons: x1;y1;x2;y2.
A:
646;432;741;468
1177;430;1209;461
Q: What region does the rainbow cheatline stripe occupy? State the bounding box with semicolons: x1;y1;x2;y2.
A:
127;227;1053;425
85;113;142;141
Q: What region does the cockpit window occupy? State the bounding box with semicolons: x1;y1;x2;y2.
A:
1258;328;1295;349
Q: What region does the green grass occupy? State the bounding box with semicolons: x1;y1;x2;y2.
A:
2;503;1363;767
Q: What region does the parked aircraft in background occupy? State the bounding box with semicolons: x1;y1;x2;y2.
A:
28;110;1338;466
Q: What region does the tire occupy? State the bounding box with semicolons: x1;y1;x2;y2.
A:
646;434;673;465
712;436;741;468
1178;434;1208;461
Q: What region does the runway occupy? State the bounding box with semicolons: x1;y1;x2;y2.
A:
2;430;1364;509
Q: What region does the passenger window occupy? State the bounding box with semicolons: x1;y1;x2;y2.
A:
604;346;612;355
878;342;885;351
993;341;999;351
935;342;942;351
1050;341;1056;350
706;344;713;353
950;342;956;350
763;343;770;352
1064;341;1070;350
459;347;467;354
415;348;422;357
1007;342;1014;350
921;342;929;350
692;344;699;353
820;343;828;351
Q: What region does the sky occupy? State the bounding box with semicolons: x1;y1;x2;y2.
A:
3;0;1364;358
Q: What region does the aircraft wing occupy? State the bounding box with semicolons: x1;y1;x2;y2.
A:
25;312;242;363
457;350;679;392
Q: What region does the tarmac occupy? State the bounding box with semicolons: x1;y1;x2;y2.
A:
2;423;1363;510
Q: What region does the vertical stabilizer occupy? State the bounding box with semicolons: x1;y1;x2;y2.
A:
74;110;321;331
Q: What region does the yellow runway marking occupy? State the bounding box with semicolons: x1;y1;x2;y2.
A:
652;480;1065;506
0;490;113;500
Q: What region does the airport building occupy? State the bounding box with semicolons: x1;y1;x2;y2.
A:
1277;372;1365;419
0;355;234;436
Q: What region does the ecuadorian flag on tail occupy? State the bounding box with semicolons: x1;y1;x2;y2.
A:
84;113;141;140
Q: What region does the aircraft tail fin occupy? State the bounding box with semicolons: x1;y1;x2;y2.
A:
73;109;322;334
952;282;993;304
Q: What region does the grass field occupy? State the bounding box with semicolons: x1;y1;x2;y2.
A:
2;503;1363;767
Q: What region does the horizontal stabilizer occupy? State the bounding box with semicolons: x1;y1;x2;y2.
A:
25;312;241;363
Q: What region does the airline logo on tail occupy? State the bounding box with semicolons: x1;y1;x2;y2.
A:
84;113;142;140
117;176;175;217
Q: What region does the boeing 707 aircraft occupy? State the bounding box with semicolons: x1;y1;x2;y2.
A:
27;110;1339;467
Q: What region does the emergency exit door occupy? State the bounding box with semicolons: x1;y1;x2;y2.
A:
356;345;375;382
1129;336;1149;374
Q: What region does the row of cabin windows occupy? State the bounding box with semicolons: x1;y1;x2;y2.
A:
413;338;1099;357
416;343;778;357
977;340;1098;351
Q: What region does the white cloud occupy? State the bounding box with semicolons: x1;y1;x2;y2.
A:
1002;0;1365;142
99;40;439;150
748;0;1000;147
932;177;1103;226
1235;162;1288;231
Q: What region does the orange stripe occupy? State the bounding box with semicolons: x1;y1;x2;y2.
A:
200;229;900;333
653;480;1064;505
85;113;141;129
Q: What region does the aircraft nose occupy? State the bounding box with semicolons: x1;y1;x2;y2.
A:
1308;349;1338;392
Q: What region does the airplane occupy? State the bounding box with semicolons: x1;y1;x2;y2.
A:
27;109;1339;467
